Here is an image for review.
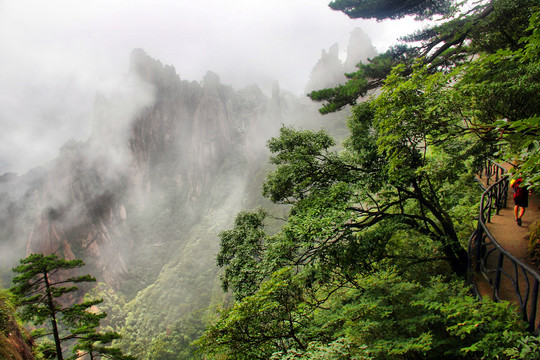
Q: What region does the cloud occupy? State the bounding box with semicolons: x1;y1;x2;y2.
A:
0;0;427;174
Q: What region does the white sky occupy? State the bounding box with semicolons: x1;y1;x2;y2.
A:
0;0;428;174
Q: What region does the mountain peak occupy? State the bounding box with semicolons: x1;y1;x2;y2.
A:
129;48;177;84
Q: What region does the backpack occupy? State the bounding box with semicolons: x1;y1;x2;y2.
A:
512;178;525;198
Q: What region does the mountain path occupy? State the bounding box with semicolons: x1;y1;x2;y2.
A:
485;184;540;268
474;164;540;329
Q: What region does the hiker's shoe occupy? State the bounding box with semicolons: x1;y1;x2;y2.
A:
517;218;522;226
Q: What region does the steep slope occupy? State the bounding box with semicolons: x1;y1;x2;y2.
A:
305;27;377;93
0;37;368;356
0;48;332;358
0;49;285;290
101;52;326;358
0;290;35;360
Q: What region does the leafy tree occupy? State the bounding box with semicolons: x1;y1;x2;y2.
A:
269;271;540;360
69;330;134;360
11;254;133;360
200;1;540;359
311;0;536;114
202;264;540;359
312;0;540;185
217;208;268;299
147;314;206;360
202;118;484;356
328;0;455;20
197;267;311;359
262;118;474;276
467;8;540;190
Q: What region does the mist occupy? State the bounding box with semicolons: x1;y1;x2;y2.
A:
0;0;429;175
0;2;436;356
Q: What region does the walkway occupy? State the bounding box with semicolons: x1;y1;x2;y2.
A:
485;182;540;268
473;164;540;331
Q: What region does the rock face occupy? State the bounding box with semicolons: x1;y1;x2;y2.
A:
305;27;377;93
0;49;307;288
306;43;347;93
25;140;129;287
344;27;378;73
0;46;357;358
0;309;35;360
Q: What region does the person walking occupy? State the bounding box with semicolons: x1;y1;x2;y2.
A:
510;177;529;226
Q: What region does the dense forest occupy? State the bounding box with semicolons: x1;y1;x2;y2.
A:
1;0;540;359
197;0;540;359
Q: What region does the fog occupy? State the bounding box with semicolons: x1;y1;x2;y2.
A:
0;1;432;350
0;0;427;175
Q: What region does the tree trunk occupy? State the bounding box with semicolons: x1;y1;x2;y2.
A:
410;181;469;277
44;272;63;360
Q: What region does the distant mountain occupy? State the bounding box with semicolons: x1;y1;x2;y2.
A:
0;48;316;283
305;27;377;93
0;39;361;357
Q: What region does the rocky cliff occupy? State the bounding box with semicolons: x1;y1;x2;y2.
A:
0;49;315;290
306;27;377;93
0;293;35;360
0;47;352;358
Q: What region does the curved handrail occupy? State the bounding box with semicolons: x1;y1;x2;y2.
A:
470;159;540;332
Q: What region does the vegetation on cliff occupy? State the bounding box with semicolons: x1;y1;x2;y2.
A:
0;287;35;360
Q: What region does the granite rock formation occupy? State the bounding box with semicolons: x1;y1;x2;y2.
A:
306;27;377;93
0;49;308;289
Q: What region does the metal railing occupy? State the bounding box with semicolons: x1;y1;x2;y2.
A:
469;159;540;332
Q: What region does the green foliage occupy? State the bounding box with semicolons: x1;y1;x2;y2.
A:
312;1;540;188
11;254;133;360
0;287;35;360
84;282;128;331
198;4;540;359
328;0;455;20
217;208;268;299
201;268;539;359
196;267;310;359
263;126;339;203
491;8;540;191
69;331;135;360
311;0;537;114
11;253;96;360
147;314;205;360
115;210;225;359
0;287;14;334
200;107;488;354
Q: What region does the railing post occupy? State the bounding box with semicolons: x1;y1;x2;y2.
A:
496;183;503;215
529;280;539;332
502;179;508;208
486;159;491;185
475;225;484;272
486;191;493;223
492;252;504;302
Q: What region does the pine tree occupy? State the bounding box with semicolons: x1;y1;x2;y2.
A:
11;254;133;360
329;0;454;20
311;0;536;114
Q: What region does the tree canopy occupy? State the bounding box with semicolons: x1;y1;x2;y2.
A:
312;0;540;190
198;1;540;358
328;0;455;20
